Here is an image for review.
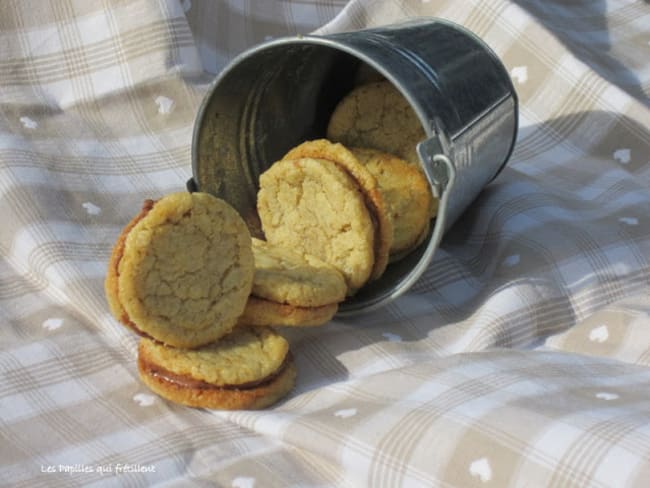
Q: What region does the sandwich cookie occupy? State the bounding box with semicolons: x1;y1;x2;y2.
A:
326;80;426;169
257;156;376;295
351;147;434;259
105;192;254;348
238;238;346;326
281;139;393;284
137;326;296;410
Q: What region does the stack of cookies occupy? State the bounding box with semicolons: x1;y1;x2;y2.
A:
257;80;437;296
106;78;436;410
105;192;346;410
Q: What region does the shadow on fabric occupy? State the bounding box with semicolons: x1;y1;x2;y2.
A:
511;0;649;104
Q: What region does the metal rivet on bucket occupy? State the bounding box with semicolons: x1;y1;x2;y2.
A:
189;18;518;315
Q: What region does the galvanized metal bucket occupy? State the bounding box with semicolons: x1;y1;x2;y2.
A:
189;18;518;315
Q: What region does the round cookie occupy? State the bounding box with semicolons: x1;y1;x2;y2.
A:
326;81;426;166
388;220;431;264
137;326;296;410
105;192;254;348
239;296;339;327
282;139;393;282
250;238;346;307
257;157;375;294
351;147;433;257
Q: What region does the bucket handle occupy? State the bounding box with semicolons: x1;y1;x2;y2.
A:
417;134;456;266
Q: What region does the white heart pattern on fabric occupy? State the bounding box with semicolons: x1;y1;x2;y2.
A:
133;393;156;407
82;202;102;215
619;217;638;226
613;148;631;164
596;392;619;401
232;476;256;488
589;325;609;343
469;457;493;482
334;408;357;418
20;116;38;129
155;95;175;114
510;66;528;84
42;318;64;331
382;332;402;342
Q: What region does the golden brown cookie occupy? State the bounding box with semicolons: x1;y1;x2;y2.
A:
257;157;375;294
282;139;393;283
239;296;339;327
250;238;346;307
326;81;426;166
388;220;431;263
237;239;345;327
137;326;296;410
351;147;433;257
105;192;254;349
105;199;155;329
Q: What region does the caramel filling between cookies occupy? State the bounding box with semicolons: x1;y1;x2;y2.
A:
113;199;156;339
140;353;292;391
249;295;336;313
361;189;383;279
333;164;383;284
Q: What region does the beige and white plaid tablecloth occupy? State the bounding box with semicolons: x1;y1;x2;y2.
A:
2;1;650;486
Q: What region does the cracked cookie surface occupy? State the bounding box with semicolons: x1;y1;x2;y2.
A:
139;326;288;385
326;81;426;166
351;147;433;256
257;157;375;294
138;326;296;409
106;199;154;330
282;139;392;283
107;192;254;348
250;238;346;307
